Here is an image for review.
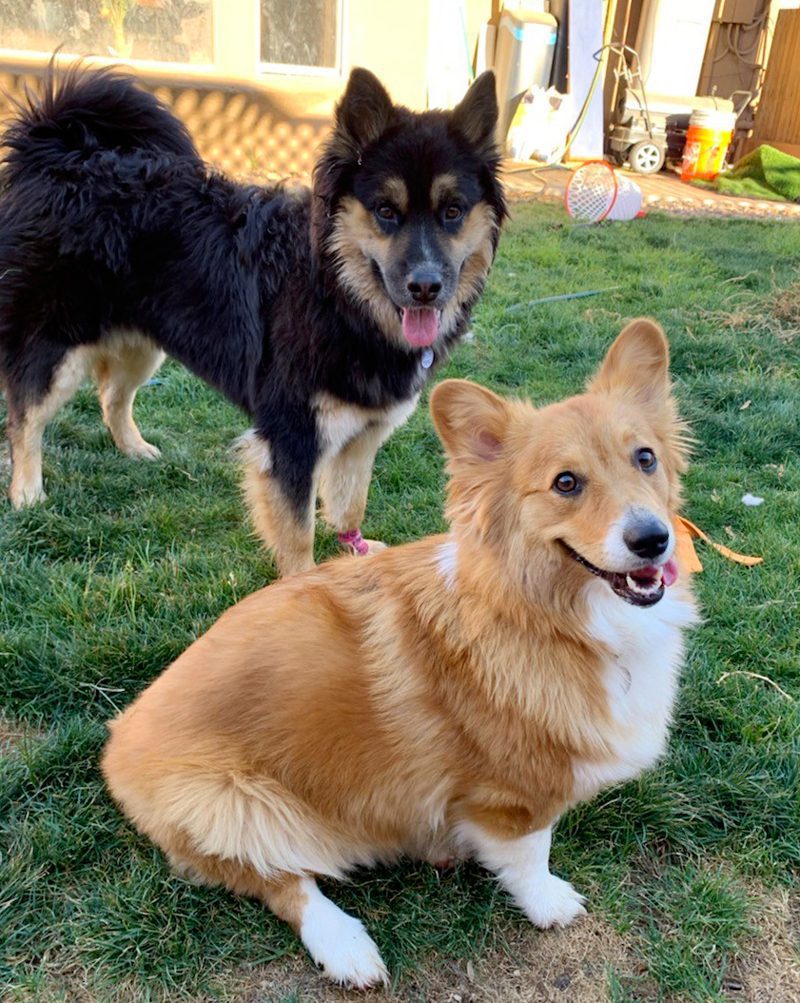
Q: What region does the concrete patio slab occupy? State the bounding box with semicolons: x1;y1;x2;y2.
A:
502;162;800;221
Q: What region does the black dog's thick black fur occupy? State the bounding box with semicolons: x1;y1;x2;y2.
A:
0;63;504;565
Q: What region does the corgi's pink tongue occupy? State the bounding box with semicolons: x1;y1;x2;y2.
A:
402;307;439;347
635;558;679;587
662;558;679;587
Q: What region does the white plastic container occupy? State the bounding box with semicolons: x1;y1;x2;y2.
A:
493;9;558;146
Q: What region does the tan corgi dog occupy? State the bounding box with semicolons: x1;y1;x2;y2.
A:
102;319;698;989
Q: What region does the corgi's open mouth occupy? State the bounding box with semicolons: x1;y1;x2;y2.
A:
560;542;678;608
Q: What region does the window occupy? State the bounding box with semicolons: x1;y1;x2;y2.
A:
260;0;340;71
0;0;213;64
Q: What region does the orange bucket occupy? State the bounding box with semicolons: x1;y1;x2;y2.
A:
681;109;736;182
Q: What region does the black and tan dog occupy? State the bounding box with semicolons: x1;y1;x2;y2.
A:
0;64;505;574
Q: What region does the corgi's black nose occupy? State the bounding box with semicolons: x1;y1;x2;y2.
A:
407;269;442;304
624;519;669;560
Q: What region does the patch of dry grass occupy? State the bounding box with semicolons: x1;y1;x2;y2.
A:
0;712;34;754
767;280;800;340
698;277;800;343
727;883;800;1003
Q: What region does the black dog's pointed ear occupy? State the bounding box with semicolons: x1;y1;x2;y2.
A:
335;68;394;152
450;71;498;153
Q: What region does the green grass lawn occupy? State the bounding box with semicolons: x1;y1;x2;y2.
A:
1;202;799;1002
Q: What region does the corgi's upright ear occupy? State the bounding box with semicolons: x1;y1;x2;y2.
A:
430;379;509;463
588;318;671;408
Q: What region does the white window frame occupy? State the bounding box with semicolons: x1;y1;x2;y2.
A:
257;0;345;77
0;1;215;73
0;0;347;82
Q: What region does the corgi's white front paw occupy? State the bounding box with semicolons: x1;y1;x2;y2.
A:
521;874;587;929
300;896;389;989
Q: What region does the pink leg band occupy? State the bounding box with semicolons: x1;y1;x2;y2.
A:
337;528;370;556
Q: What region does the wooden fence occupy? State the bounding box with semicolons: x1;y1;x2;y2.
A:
746;8;800;158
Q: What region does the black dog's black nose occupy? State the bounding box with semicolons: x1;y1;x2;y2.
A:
407;269;442;304
624;519;670;560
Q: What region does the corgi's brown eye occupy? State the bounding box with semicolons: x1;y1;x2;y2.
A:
553;472;581;495
376;204;397;222
444;204;463;221
635;448;657;473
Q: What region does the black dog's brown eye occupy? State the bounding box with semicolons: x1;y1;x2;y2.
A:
444;204;463;221
376;204;397;222
553;472;581;495
635;448;657;473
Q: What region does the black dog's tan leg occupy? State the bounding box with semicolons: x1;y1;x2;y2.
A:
238;431;317;577
319;423;393;557
244;465;316;576
94;334;165;460
7;349;90;508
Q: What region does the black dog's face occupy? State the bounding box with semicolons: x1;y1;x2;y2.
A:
315;69;505;351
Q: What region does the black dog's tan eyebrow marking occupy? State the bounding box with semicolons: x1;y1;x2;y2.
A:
376;177;408;213
430;172;461;208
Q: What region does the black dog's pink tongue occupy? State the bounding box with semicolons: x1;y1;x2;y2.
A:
402;308;439;347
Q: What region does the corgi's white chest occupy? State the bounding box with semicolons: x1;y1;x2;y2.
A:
572;581;697;801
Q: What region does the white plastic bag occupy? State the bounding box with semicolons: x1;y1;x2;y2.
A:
506;86;573;163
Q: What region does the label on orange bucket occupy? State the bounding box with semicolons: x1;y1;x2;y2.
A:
681;122;733;182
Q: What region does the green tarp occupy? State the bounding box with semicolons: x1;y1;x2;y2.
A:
696;144;800;203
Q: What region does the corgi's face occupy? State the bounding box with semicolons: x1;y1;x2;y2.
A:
431;319;689;607
510;393;679;606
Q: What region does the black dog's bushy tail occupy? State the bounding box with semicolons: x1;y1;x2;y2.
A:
2;61;199;178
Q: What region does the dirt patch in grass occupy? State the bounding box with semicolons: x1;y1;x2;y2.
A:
0;440;10;486
726;884;800;1003
419;916;645;1003
184;914;642;1003
205;882;799;1003
20;892;798;1003
0;712;32;753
